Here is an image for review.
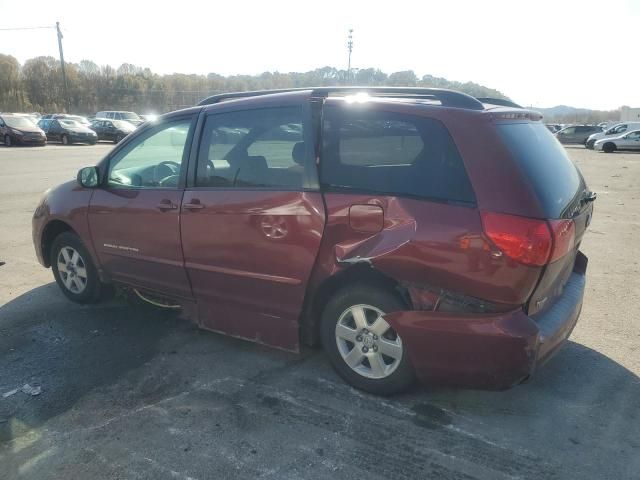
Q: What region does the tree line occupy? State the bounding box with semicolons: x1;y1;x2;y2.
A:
0;53;509;115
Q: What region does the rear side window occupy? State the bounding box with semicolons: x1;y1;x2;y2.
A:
195;107;308;189
496;122;583;218
320;105;475;204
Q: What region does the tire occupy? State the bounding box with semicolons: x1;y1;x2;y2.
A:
50;232;103;303
586;140;595;150
603;142;616;153
61;134;70;145
115;134;123;144
4;134;12;147
320;283;415;395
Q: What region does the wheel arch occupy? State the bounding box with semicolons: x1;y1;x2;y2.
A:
300;263;412;347
41;220;77;267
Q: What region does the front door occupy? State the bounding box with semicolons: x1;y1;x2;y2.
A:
48;120;62;142
88;115;196;298
180;105;325;351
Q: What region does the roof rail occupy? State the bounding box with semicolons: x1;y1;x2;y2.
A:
476;97;523;109
198;87;485;110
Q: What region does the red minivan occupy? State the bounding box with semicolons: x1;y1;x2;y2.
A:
32;88;594;395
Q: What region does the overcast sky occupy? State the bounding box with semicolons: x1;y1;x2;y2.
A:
1;0;638;110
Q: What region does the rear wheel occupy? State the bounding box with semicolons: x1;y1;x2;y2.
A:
61;134;70;145
51;232;102;303
586;139;595;149
603;142;616;153
115;134;124;143
320;284;415;395
4;134;12;147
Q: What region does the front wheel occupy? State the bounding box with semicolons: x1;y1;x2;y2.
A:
4;134;12;147
61;134;71;145
114;134;124;143
51;232;103;303
320;284;415;395
603;142;616;153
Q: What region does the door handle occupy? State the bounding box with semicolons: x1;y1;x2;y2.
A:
156;199;178;211
183;199;204;210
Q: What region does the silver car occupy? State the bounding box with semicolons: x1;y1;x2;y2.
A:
594;130;640;153
586;122;640;149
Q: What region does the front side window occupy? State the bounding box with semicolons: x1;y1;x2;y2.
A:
107;118;192;189
561;127;576;135
195;107;307;189
320;105;475;204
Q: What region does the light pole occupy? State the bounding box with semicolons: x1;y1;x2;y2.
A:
56;21;70;112
347;29;353;85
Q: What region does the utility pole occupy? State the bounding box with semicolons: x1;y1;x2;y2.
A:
347;29;353;85
56;21;70;112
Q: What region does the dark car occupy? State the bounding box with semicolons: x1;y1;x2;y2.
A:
32;87;594;395
89;119;136;143
0;114;47;146
555;125;602;145
38;119;98;145
41;114;92;127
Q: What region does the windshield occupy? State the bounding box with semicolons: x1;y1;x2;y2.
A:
497;122;583;218
113;120;135;130
60;120;81;128
4;116;36;129
122;112;140;120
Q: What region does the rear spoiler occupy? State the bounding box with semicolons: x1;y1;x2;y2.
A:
476;97;523;109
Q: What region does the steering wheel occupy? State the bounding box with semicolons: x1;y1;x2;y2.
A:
153;161;181;186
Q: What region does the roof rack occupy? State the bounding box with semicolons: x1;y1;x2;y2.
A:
198;87;485;110
476;97;523;109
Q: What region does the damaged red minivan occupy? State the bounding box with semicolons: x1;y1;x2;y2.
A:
32;88;595;394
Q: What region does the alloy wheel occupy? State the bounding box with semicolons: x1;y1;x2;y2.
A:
335;304;403;379
57;246;88;294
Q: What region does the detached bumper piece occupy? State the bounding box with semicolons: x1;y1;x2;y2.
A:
385;252;587;390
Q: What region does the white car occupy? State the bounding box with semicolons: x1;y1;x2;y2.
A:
586;122;640;149
594;130;640;153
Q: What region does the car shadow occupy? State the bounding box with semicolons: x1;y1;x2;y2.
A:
0;283;188;444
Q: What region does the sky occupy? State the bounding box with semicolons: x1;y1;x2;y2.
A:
1;0;638;110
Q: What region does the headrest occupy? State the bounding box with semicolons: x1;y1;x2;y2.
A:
292;142;305;165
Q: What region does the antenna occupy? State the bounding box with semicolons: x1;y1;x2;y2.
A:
347;29;354;85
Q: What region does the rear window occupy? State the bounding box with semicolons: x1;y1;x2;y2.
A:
321;105;475;204
497;122;583;218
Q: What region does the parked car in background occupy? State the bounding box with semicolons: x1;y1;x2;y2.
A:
9;113;41;125
89;118;136;143
95;111;144;126
0;114;46;146
555;125;602;145
32;87;595;395
586;122;640;149
41;114;92;127
594;129;640;153
38;119;98;145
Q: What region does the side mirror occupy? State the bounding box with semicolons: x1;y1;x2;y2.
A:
77;166;100;188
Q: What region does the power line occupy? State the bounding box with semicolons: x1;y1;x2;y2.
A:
0;26;55;31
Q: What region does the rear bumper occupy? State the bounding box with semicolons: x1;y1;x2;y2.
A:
385;253;587;390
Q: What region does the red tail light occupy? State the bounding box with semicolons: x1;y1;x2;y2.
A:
548;219;576;262
481;212;576;266
481;212;552;266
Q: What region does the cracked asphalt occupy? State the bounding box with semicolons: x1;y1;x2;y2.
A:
0;144;638;479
